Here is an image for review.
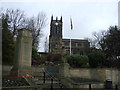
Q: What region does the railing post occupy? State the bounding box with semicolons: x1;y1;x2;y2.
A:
89;84;91;90
59;79;61;85
60;84;62;90
116;84;118;90
51;79;53;90
43;71;45;83
59;80;62;90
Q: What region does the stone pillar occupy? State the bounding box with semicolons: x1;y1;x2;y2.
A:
59;63;70;78
11;29;32;76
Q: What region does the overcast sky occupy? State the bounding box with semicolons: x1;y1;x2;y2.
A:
1;0;119;51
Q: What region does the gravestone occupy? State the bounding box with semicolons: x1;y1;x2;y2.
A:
11;29;32;76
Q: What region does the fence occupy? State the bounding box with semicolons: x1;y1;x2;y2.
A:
2;70;65;90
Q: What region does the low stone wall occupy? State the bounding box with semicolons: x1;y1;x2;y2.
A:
63;77;105;88
2;65;45;76
69;68;120;86
72;83;105;88
2;65;13;75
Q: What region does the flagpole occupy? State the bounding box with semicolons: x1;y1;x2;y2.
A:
70;17;73;55
70;38;71;55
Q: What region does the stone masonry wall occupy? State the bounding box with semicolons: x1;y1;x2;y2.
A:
70;68;120;86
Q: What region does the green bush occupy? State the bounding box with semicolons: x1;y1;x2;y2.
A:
64;55;89;68
32;46;41;65
2;19;15;65
32;46;39;58
88;51;106;68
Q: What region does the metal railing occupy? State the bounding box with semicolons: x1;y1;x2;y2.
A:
43;70;65;89
2;70;65;90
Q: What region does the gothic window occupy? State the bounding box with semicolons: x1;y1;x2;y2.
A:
71;43;75;47
78;43;81;46
64;42;69;46
54;28;56;36
82;43;84;47
66;50;70;54
73;49;77;54
76;43;78;47
55;42;58;48
57;28;59;35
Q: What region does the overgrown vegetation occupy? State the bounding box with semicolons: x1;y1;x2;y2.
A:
63;52;106;68
2;17;15;65
63;55;89;68
32;46;41;65
89;26;120;68
88;51;106;68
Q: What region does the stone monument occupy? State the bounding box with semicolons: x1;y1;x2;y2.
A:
11;29;32;76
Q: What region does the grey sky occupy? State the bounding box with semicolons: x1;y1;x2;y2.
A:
119;1;120;27
1;0;119;51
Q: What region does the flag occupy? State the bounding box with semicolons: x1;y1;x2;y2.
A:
70;18;73;30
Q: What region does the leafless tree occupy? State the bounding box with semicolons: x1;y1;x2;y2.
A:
44;37;49;52
91;30;107;50
1;8;47;48
0;8;26;36
25;12;47;47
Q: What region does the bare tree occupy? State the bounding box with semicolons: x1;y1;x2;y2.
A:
87;38;96;48
91;30;107;50
44;37;49;52
1;8;47;48
25;12;47;47
0;8;26;36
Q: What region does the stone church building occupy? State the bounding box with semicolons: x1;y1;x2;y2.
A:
49;16;90;55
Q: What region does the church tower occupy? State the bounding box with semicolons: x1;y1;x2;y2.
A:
49;16;63;53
